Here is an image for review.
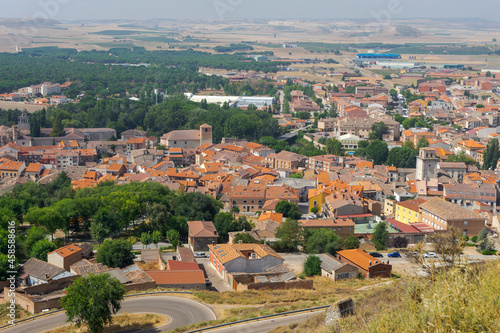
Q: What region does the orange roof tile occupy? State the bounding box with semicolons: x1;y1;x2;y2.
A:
337;249;383;270
48;244;82;258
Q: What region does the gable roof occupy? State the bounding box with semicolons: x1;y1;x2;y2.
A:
208;243;283;265
166;260;200;271
20;258;66;280
337;249;383;270
318;253;354;273
48;244;82;258
188;221;218;238
145;270;205;285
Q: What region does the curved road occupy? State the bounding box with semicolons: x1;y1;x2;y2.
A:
2;296;216;333
209;310;325;333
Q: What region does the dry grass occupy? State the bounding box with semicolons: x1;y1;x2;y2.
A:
44;313;168;333
0;304;31;326
267;313;326;333
168;277;389;333
331;261;500;333
194;276;382;306
135;261;160;271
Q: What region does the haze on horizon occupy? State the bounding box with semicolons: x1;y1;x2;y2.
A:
3;0;500;22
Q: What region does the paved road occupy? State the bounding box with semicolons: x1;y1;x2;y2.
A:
2;296;216;333
209;310;325;333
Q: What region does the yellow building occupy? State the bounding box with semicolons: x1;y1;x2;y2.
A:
308;187;331;213
395;198;426;224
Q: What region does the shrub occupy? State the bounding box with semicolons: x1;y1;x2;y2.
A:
471;236;478;243
482;250;497;255
303;255;322;277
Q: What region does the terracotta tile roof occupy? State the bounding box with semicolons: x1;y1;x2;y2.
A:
458;140;485;149
356;161;373;169
108;163;125;171
208;243;283;265
386;218;421;233
25;163;42;173
300;219;354;228
258;212;283;223
337;249;383;270
396;198;426;212
0;160;23;171
145;270;205;285
188;221;218;238
48;244;82;258
166;260;200;271
419;197;485;221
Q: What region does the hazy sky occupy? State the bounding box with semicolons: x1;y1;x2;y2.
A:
4;0;500;21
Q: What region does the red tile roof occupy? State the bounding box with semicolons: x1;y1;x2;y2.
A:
145;270;205;285
48;244;82;258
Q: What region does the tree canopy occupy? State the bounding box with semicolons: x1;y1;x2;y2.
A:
366;140;389;165
275;201;302;220
96;239;134;268
61;273;125;333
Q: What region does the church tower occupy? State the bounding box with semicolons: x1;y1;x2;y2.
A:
416;148;438;180
18;111;30;134
199;123;213;146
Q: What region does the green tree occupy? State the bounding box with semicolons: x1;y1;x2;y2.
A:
325;138;345;156
306;228;342;255
232;232;256;244
447;151;478;166
165;229;180;249
354;140;369;157
61;274;125;333
90;221;108;246
140;232;150;249
96;239;134;268
50;113;65;137
387;146;417;168
370;122;389;140
372;222;389;250
366;140;389;165
303;255;322;277
482;138;499;170
23;226;48;255
0;254;17;281
151;230;162;248
343;235;360;249
275;201;302;220
417;138;429;149
275;219;304;251
30;239;57;261
310;206;319;214
213;212;251;242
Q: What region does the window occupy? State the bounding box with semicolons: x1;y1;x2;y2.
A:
337;227;341;232
243;200;247;203
464;221;468;225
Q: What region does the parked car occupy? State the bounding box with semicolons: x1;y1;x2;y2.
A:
424;252;438;258
369;252;384;258
388;252;401;258
194;252;208;258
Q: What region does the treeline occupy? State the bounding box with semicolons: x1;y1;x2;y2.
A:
214;44;254;53
19;98;282;141
0;47;288;95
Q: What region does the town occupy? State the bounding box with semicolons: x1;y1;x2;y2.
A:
0;13;500;333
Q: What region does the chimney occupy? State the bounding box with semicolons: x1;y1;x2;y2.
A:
238;240;242;244
369;260;372;266
45;273;49;280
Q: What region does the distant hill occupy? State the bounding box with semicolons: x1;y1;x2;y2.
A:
374;25;426;37
0;18;61;29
